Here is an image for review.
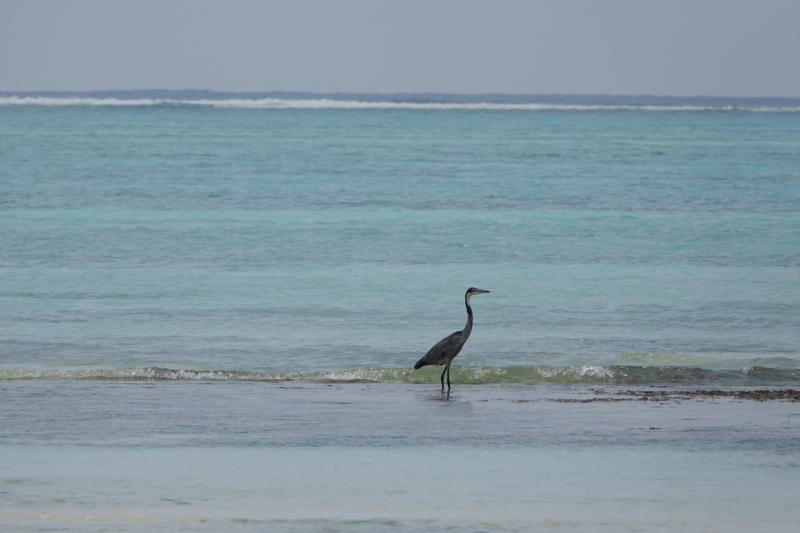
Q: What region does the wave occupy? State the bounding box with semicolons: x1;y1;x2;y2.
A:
2;365;799;385
1;96;799;112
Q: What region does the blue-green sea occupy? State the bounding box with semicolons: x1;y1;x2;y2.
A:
1;94;799;532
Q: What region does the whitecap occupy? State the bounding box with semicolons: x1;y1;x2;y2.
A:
1;96;799;112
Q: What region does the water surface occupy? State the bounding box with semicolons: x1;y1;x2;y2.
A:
1;97;799;531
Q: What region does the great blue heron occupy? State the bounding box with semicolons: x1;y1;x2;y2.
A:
414;287;490;390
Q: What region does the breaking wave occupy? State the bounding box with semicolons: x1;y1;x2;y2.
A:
1;96;799;112
1;365;798;385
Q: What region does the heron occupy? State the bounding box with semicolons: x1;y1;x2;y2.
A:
414;287;490;391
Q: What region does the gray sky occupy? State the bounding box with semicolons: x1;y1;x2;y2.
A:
1;0;798;96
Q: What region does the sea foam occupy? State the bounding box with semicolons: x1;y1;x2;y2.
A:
1;365;797;385
1;96;798;112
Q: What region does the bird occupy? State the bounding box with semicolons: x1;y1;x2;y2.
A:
414;287;490;391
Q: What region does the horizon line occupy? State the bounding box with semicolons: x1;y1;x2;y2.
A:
2;89;800;101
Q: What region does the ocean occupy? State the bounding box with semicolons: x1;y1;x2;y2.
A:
1;93;799;531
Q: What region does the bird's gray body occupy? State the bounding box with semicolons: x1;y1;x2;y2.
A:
414;287;489;390
416;329;470;368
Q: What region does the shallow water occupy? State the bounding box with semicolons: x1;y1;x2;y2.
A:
2;382;799;532
1;98;799;531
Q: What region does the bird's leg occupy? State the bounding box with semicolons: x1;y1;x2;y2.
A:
446;363;452;391
440;366;447;391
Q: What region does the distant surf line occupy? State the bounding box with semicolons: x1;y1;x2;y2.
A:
2;96;799;112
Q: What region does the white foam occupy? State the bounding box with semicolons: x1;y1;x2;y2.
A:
0;96;164;107
1;96;798;112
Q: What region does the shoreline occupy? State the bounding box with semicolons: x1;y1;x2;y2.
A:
4;381;799;531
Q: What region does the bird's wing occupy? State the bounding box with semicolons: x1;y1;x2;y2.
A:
419;330;464;366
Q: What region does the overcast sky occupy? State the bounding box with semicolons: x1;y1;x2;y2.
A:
1;0;798;96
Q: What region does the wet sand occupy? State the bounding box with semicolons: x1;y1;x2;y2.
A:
568;387;800;402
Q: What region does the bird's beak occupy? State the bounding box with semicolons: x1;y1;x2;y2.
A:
476;289;490;294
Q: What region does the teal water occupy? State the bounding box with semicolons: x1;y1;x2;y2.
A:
1;99;799;531
1;102;799;382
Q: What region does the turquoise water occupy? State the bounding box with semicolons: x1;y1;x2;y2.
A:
1;98;799;531
1;102;799;382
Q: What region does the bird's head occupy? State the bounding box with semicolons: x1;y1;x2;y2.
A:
465;287;490;302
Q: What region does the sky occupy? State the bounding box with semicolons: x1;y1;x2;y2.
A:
1;0;799;96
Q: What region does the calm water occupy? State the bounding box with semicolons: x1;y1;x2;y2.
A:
2;381;800;532
1;97;799;531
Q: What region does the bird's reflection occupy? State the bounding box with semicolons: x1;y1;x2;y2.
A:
416;389;474;407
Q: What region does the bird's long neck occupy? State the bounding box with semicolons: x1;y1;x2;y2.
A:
463;293;474;339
